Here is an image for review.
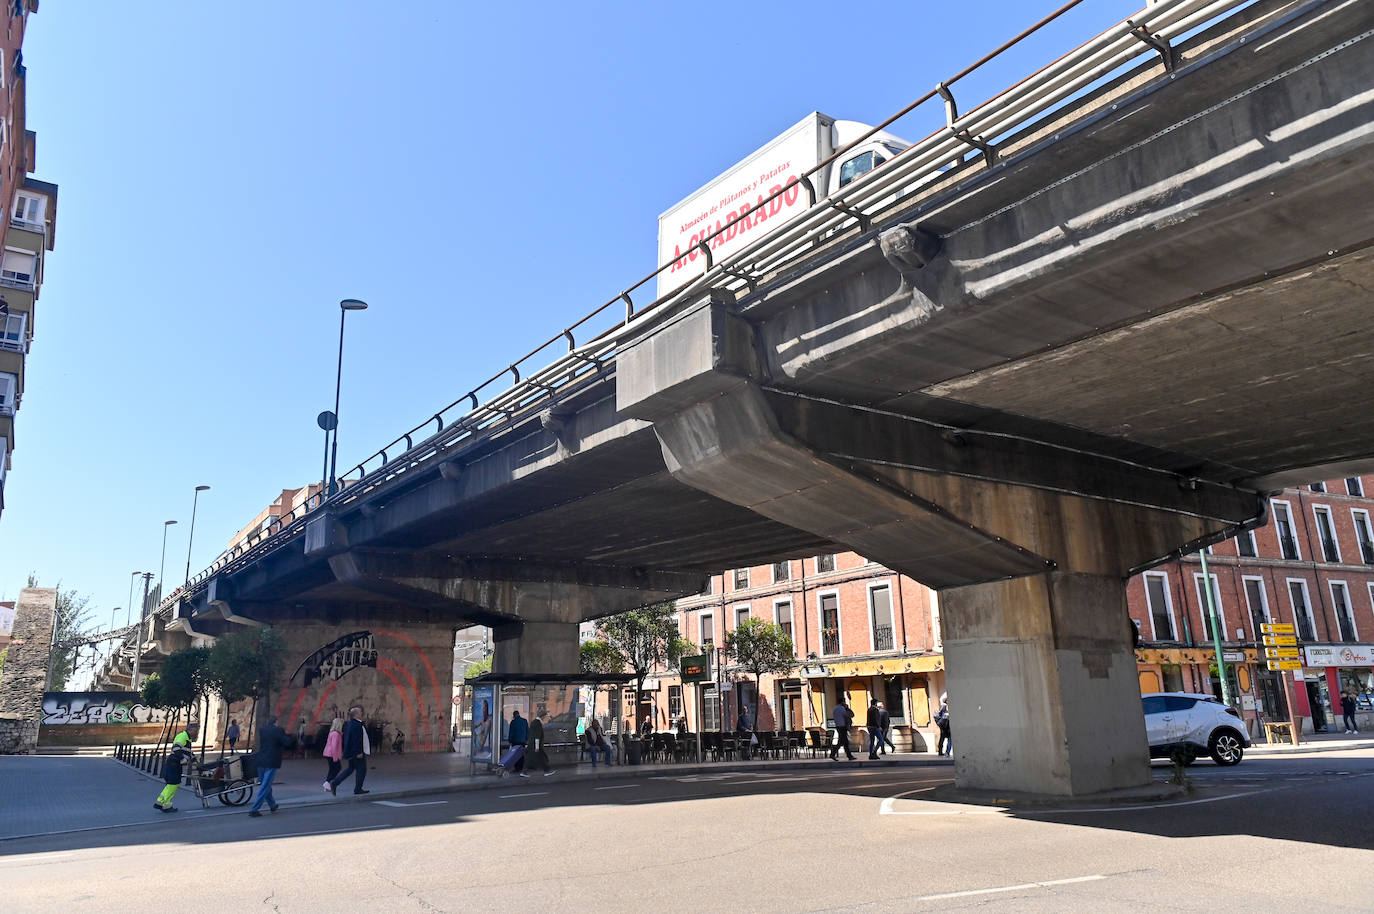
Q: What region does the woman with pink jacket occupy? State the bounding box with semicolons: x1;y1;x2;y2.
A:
321;717;345;790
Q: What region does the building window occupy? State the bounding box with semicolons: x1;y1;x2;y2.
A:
1330;582;1357;642
0;371;15;415
1310;482;1326;493
1144;572;1176;641
869;584;895;651
819;592;840;655
774;600;793;645
1287;580;1316;641
1242;577;1269;639
701;577;713;596
1236;529;1257;558
1194;573;1225;642
699;613;715;650
1348;477;1365;497
772;561;790;583
11;192;42;225
1272;500;1300;560
733;568;748;590
1353;510;1374;565
1313;506;1341;563
0;247;35;285
815;554;836;574
734;604;750;629
668;685;683;721
702;685;720;731
0;311;22;352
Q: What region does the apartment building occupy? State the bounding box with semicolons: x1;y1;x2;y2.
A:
0;0;57;519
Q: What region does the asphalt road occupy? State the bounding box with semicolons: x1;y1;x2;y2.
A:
2;751;1373;913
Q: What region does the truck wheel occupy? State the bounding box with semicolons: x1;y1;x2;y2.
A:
1209;730;1244;765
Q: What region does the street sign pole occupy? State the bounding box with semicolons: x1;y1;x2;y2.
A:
1261;623;1302;746
1199;549;1234;707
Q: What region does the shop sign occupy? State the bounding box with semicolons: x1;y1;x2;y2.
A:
1222;651;1246;662
1304;644;1374;667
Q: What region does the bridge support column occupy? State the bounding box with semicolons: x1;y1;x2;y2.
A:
493;621;580;675
941;571;1148;796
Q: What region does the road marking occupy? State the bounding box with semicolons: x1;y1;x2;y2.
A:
268;824;389;839
594;784;639;790
0;853;73;866
371;800;448;808
498;792;549;799
917;874;1107;901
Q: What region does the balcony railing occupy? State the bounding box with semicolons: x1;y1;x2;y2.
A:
0;274;33;292
873;625;895;651
1279;535;1300;560
8;217;42;235
1321;537;1340;563
1360;540;1374;564
1297;616;1316;642
1338;617;1358;643
821;629;840;656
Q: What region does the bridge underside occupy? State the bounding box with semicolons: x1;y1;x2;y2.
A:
171;0;1374;790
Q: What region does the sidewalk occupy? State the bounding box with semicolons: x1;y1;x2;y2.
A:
1247;729;1374;755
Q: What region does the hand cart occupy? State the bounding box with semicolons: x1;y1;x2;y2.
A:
187;753;257;808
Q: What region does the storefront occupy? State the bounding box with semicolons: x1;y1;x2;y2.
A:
798;654;945;752
1303;644;1374;731
1136;648;1272;728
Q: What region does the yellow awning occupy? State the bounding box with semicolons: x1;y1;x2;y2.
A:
800;655;943;678
1135;648;1259;665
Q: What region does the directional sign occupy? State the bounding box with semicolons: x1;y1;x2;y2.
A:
1263;635;1298;646
1265;647;1300;660
1260;623;1295;634
1267;659;1302;670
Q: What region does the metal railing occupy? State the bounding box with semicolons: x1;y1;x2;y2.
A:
874;626;896;651
821;629;842;656
161;0;1258;615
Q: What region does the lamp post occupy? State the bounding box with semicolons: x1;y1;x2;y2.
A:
183;485;211;592
157;519;178;606
125;572;139;627
328;298;368;495
130;572;153;690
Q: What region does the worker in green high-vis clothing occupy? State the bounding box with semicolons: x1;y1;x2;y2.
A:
153;722;199;813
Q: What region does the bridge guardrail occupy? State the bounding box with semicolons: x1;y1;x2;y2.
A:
160;0;1256;615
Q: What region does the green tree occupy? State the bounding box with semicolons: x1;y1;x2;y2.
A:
579;639;623;675
598;603;693;726
25;573;95;690
155;646;213;713
464;654;492;679
203;627;287;746
723;617;795;731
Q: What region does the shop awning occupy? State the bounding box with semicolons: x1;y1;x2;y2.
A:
1135;648;1259;665
799;655;943;678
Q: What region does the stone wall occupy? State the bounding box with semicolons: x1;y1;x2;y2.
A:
0;588;58;754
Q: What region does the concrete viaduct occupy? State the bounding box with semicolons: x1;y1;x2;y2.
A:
108;0;1374;794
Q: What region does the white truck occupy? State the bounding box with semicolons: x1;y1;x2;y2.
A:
656;112;910;299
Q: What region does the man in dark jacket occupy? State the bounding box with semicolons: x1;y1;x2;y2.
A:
877;701;894;755
829;698;855;761
327;706;370;796
866;699;883;760
248;715;291;817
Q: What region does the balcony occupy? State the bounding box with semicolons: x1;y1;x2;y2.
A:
0;274;34;293
1360;540;1374;564
873;625;895;651
1320;537;1340;563
1338;617;1358;643
1297;616;1316;642
821;628;840;655
1279;535;1300;560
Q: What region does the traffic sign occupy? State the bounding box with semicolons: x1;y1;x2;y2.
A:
1263;635;1297;646
680;654;711;683
1264;647;1300;660
1267;659;1302;670
1260;623;1295;634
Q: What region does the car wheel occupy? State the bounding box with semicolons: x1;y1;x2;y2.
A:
1209;730;1244;765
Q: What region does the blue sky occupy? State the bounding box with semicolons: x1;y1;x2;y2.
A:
0;1;1150;630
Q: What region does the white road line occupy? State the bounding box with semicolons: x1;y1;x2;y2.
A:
371;800;448;808
594;784;639;790
268;824;389;839
917;874;1107;901
0;853;73;866
498;792;549;799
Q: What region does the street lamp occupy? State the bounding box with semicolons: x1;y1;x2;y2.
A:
183;485;211;591
328;298;368;495
157;519;178;604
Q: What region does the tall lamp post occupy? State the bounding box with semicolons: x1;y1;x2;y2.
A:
328;298;368;495
183;485;211;591
157;519;178;605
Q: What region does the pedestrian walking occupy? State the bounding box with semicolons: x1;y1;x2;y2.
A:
878;701;895;754
225;719;240;753
585;718;614;766
829;697;856;761
507;708;530;777
1342;691;1360;734
527;713;556;777
153;722;199;813
325;706;371;796
247;715;291;817
935;698;951;757
321;717;345;789
866;698;883;760
738;706;754;761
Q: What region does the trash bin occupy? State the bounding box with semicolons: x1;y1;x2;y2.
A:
625;737;642;765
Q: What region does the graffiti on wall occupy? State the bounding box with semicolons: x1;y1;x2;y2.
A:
289;631;378;688
42;692;170;725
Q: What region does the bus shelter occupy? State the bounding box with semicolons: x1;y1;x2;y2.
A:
465;673;635;776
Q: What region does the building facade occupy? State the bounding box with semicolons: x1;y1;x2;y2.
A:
0;0;57;519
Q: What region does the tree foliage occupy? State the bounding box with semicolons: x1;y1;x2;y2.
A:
464;654;493;679
598;602;693;725
202;627;287;705
579;639;623;675
25;573;95;690
723;617;795;730
154;646;213;711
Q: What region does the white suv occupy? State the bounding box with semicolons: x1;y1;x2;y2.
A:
1142;692;1250;765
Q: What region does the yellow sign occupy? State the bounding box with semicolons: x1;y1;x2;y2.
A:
1260;623;1295;634
1264;647;1300;659
1262;635;1297;646
1267;659;1302;670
